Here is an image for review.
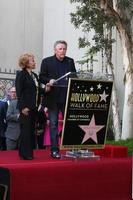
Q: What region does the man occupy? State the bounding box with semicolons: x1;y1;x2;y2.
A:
39;40;76;158
0;100;8;150
0;82;9;150
5;86;20;150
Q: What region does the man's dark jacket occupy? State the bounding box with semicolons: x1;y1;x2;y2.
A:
0;100;8;137
39;55;76;109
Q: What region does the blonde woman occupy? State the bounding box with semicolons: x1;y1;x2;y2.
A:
15;53;41;160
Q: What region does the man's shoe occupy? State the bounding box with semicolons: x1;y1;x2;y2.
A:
51;151;61;159
20;156;33;160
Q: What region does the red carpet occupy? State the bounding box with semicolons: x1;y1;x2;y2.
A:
0;149;132;200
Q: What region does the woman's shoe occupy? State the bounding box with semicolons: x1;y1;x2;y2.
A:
20;156;33;160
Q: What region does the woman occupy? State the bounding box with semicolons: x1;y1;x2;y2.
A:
15;53;42;160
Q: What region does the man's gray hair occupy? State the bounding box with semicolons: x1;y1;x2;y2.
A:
54;40;67;48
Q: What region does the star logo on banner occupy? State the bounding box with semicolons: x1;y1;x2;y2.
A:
90;86;94;91
97;83;102;89
79;115;105;144
100;90;109;102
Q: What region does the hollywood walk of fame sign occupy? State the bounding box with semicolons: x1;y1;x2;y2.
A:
60;77;113;149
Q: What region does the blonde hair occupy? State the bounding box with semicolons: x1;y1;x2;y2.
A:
18;53;34;69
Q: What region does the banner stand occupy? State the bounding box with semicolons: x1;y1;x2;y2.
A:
61;149;100;160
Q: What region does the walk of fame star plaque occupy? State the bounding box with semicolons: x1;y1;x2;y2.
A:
60;75;113;152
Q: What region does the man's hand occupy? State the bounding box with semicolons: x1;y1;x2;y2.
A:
45;79;56;92
49;79;56;85
22;107;30;116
